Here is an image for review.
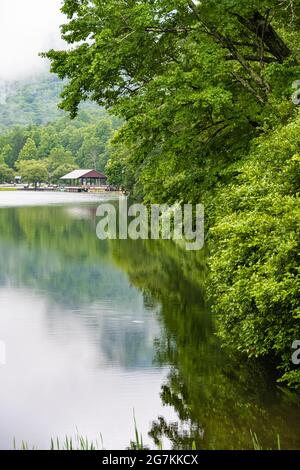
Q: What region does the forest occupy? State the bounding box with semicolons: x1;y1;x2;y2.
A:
0;75;121;184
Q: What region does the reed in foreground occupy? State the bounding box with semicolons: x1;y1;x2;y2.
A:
13;429;281;451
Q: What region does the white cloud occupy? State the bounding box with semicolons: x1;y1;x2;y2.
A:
0;0;66;81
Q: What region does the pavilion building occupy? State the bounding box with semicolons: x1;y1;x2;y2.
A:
60;169;108;191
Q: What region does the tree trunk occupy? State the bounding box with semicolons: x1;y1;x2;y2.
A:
236;11;291;63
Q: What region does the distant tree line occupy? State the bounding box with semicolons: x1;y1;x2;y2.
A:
0;109;121;185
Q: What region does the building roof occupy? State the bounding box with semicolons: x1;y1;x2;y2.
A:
60;169;107;180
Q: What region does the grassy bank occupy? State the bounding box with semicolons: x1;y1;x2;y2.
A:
0;187;18;191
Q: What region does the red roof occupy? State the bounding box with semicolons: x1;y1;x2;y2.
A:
83;170;107;179
61;169;107;180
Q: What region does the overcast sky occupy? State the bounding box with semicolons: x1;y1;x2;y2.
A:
0;0;66;81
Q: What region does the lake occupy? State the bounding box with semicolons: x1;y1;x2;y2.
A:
0;191;299;450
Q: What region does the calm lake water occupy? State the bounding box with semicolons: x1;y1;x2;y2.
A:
0;191;299;450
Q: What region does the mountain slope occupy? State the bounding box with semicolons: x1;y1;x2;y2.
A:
0;75;99;132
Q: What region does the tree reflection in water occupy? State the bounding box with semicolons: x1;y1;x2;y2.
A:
111;238;300;450
0;203;299;449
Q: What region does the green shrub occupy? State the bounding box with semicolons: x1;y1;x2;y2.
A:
208;115;300;389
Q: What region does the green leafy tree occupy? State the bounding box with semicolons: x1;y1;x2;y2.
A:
0;163;14;183
77;135;103;169
105;143;134;191
46;146;78;182
18;160;48;189
47;146;77;170
43;0;300;202
0;144;12;165
0;128;28;168
77;119;114;170
51;163;78;182
37;127;60;158
18;137;38;162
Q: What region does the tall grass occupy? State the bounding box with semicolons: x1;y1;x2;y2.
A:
14;432;104;451
50;434;103;451
129;413;146;450
13;427;281;451
250;431;281;450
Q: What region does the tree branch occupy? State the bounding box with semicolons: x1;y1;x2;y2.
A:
231;72;265;104
145;27;190;34
226;54;276;63
234;10;291;62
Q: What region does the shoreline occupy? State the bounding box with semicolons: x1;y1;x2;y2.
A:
0;186;124;195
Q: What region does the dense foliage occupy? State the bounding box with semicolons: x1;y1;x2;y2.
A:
42;1;300;388
208;118;300;388
0;75;105;132
110;238;300;449
0;76;65;132
0;78;121;182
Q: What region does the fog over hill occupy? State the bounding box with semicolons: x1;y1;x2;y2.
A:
0;74;103;133
0;75;64;131
0;0;65;81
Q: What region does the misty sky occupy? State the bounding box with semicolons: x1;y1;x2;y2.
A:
0;0;66;81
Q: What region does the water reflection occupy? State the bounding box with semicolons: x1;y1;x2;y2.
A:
110;239;300;450
0;201;173;449
0;196;299;450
